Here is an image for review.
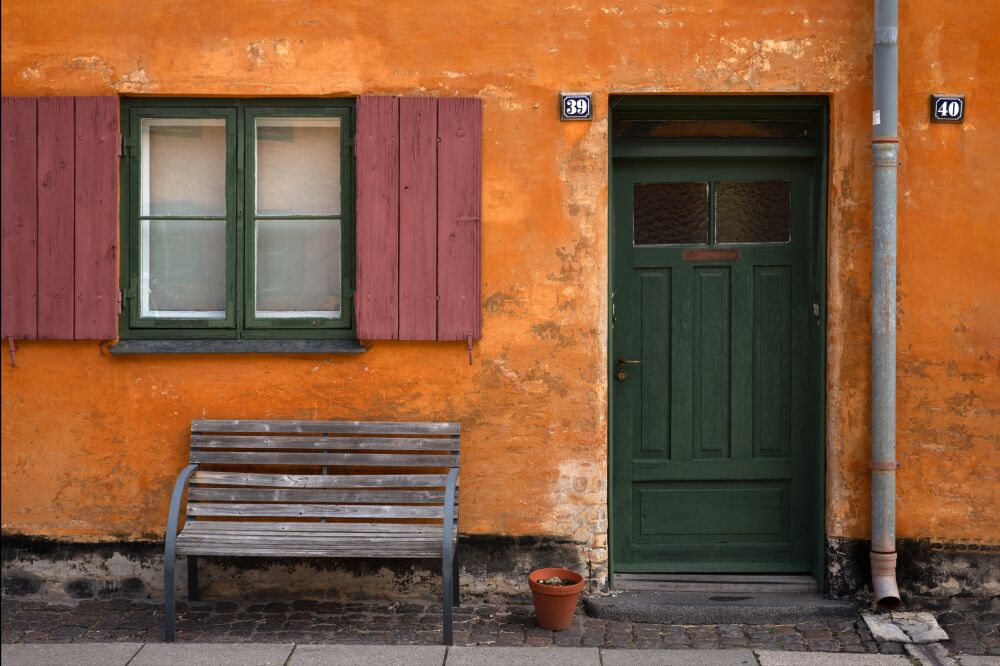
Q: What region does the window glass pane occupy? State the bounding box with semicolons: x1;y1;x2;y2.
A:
140;219;226;318
141;118;226;216
716;181;791;243
256;118;341;216
634;182;709;245
617;119;809;139
255;219;341;318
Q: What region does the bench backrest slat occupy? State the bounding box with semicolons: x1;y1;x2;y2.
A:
192;420;460;436
186;420;459;526
189;472;450;488
188;488;451;504
188;503;445;520
190;451;459;467
191;435;459;452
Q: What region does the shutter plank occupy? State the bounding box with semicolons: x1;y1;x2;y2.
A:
437;98;482;341
399;97;438;340
1;97;39;340
356;96;399;339
37;97;76;339
74;96;118;340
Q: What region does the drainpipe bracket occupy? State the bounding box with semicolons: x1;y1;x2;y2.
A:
870;461;899;471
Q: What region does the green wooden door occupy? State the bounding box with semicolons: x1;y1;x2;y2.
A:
611;156;818;573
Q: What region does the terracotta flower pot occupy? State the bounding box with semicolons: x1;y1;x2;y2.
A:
528;567;585;630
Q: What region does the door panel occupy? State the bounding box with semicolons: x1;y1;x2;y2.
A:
612;157;816;573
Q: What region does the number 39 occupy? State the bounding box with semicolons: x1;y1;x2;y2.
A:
565;98;589;116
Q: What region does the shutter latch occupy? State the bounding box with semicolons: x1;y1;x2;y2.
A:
7;335;16;368
467;335;474;366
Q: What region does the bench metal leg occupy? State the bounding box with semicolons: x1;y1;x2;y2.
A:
442;556;453;645
164;463;198;643
164;533;177;642
187;556;200;602
452;542;460;607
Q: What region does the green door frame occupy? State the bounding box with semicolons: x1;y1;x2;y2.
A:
606;95;830;588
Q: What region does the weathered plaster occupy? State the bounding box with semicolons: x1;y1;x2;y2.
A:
1;2;997;577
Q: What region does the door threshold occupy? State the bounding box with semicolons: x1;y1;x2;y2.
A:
613;573;817;593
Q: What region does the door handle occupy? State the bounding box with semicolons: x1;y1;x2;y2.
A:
616;357;642;366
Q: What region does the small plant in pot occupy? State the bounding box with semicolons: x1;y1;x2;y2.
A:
528;567;585;630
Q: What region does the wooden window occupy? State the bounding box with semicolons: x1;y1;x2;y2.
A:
1;96;118;341
119;99;355;340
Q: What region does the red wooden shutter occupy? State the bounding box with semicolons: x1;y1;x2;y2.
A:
1;97;39;340
356;96;400;340
436;98;482;341
0;96;119;341
356;96;482;342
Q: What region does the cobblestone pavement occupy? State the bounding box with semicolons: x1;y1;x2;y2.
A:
2;598;997;657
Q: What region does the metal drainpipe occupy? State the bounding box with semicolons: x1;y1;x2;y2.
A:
871;0;902;609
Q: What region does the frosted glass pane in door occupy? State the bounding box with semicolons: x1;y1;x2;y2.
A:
256;118;341;216
716;181;791;243
141;118;227;216
255;219;341;318
634;182;709;245
140;219;227;318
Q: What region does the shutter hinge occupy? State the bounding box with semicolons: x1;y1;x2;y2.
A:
812;302;821;319
342;135;355;157
119;134;134;157
120;285;136;314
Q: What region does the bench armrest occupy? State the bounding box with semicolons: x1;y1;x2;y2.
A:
442;467;459;552
166;464;200;539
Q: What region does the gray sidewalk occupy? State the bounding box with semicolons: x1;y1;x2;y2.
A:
5;644;1000;666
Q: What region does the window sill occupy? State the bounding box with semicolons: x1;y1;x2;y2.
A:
109;339;366;355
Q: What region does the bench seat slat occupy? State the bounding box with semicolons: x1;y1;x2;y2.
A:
191;435;459;451
192;420;460;436
180;531;449;542
187;503;445;519
189;472;450;488
190;451;458;467
177;534;444;545
188;488;451;504
182;521;446;534
176;546;440;558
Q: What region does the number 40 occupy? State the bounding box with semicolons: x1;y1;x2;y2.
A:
937;99;961;118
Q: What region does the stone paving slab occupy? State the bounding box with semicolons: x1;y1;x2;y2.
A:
1;642;144;666
601;647;757;665
130;642;294;666
957;658;1000;666
289;644;446;665
446;646;601;665
757;650;913;665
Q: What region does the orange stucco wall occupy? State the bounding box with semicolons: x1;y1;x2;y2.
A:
2;1;997;558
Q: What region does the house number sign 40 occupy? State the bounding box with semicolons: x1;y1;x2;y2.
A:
931;94;965;123
560;92;592;121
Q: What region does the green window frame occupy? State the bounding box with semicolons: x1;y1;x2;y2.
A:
119;98;355;340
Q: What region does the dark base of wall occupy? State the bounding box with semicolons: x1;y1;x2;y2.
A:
5;534;996;603
827;537;999;602
2;533;589;602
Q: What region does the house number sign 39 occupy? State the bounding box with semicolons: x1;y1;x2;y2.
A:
560;92;592;121
931;94;965;123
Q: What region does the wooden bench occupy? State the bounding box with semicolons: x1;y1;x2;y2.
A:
163;420;460;643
